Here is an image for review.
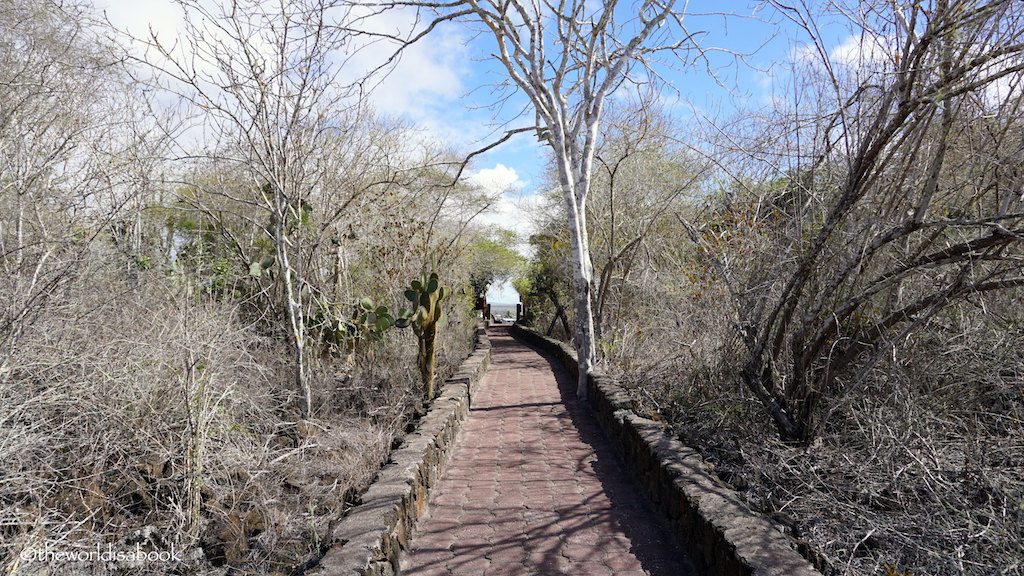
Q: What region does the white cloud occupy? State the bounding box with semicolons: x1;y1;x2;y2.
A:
338;4;471;132
472;165;531;235
480;194;533;236
828;33;1022;110
468;164;548;249
785;34;895;80
970;50;1024;109
468;163;523;193
101;1;469;120
983;67;1023;108
99;0;542;201
367;37;466;119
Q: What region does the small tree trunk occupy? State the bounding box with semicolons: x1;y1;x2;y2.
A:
274;187;311;419
573;285;597;401
741;360;805;443
419;327;437;399
284;272;311;418
184;366;204;542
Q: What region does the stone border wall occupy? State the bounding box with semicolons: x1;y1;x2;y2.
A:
308;327;491;576
510;324;820;576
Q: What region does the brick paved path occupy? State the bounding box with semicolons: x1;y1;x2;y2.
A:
401;327;701;576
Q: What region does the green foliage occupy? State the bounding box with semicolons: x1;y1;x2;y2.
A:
466;230;523;298
353;297;397;340
513;233;572;328
313;297;397;356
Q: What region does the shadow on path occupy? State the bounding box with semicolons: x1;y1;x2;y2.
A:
402;326;701;576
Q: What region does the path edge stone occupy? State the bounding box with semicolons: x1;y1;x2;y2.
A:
307;326;491;576
510;324;821;576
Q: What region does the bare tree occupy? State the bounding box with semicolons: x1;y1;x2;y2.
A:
0;0;154;372
690;0;1024;443
588;102;705;341
392;0;696;399
131;0;372;418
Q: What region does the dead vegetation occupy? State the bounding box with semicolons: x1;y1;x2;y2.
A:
1;1;489;573
0;266;476;576
618;294;1024;576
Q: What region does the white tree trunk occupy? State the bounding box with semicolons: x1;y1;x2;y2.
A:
552;131;598;400
566;197;597;400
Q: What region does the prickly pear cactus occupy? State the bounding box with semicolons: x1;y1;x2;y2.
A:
395;271;449;399
312;296;395;359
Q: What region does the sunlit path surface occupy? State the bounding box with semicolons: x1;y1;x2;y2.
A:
401;326;701;576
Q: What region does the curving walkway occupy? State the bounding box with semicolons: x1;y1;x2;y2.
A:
401;326;701;576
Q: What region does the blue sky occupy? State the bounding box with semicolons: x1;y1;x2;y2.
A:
391;2;805;193
98;0;852;302
99;0;826;187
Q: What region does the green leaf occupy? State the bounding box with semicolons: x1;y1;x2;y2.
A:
375;305;388;316
394;318;410;328
404;289;417;303
411;280;423;292
360;297;373;310
427;276;439;293
249;261;262;277
260;255;275;269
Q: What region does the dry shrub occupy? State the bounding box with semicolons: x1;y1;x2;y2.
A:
620;293;1024;576
601;271;740;413
2;271;261;572
0;265;422;575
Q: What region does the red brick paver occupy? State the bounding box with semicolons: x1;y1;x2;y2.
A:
402;327;700;576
